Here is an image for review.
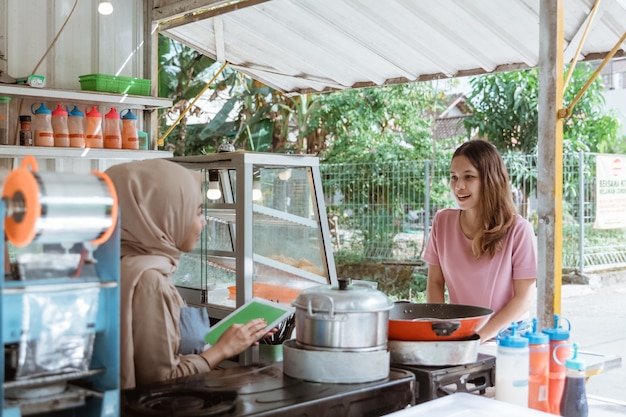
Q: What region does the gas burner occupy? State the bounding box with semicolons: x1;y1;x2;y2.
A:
125;389;236;417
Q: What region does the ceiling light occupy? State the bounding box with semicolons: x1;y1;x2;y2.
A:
206;170;222;200
98;1;113;15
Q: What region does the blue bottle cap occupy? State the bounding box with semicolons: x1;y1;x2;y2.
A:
121;109;137;120
542;314;571;341
497;322;529;348
68;105;84;117
523;318;549;345
565;343;585;371
31;102;51;115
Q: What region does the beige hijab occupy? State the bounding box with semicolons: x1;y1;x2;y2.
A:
105;159;202;388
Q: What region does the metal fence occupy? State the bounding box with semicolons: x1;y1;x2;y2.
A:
320;152;626;272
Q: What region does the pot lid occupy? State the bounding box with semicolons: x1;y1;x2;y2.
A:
293;278;393;312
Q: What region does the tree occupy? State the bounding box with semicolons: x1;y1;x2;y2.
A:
158;35;217;155
463;63;622;153
305;83;446;258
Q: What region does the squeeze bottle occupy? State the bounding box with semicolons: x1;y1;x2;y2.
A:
556;343;588;417
523;318;550;413
31;103;54;147
51;104;70;147
67;106;85;148
85;106;103;148
103;107;121;149
121;109;139;150
495;322;529;407
543;314;571;415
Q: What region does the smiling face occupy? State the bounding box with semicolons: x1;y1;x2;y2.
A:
450;155;481;212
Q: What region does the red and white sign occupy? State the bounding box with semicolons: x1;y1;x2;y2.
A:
594;154;626;229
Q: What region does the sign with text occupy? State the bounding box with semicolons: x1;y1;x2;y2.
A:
594;154;626;229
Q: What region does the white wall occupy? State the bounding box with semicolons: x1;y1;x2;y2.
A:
3;0;146;89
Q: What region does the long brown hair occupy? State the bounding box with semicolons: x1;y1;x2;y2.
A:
452;140;517;258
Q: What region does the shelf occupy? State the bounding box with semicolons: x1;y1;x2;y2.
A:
0;145;172;160
0;84;172;109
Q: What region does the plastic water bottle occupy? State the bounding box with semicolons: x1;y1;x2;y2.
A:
495;322;529;407
85;106;103;148
67;106;85;148
51;104;70;147
31;103;54;147
121;109;139;150
543;314;571;415
556;343;588;417
103;107;121;149
524;318;550;413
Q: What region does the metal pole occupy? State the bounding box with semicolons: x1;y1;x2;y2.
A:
424;159;431;247
578;151;585;274
537;0;565;329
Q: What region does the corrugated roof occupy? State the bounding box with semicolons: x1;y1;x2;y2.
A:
155;0;626;95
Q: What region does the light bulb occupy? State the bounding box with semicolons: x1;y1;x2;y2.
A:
98;1;113;15
206;170;222;200
206;182;222;200
278;169;292;181
252;185;262;201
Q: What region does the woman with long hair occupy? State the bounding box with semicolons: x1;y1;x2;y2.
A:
423;140;537;342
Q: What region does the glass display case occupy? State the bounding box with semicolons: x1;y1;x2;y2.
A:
169;151;337;320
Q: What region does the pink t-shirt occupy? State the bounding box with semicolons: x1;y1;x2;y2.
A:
423;208;537;314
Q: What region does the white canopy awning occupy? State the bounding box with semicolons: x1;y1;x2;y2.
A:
153;0;626;95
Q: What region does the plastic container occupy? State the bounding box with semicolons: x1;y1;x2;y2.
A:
31;103;54;147
78;74;151;96
85;106;103;148
19;115;33;146
138;130;149;150
67;106;85;148
523;318;550;413
543;314;571;415
495;322;529;407
0;96;11;145
555;343;588;417
121;109;139;150
51;104;70;147
103;108;121;149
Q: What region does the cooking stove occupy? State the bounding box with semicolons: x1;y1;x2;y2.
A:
121;362;415;416
391;353;495;404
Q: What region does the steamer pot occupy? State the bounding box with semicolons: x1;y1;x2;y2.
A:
292;279;393;351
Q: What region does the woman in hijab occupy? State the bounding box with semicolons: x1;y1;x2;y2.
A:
106;159;270;389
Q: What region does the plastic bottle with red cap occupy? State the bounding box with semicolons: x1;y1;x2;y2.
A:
51;104;70;147
85;106;103;148
543;314;571;415
523;318;550;413
103;107;121;149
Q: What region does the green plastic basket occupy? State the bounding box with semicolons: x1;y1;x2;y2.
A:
79;74;151;96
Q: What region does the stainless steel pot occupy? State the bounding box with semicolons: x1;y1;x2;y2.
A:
292;278;393;351
388;334;481;365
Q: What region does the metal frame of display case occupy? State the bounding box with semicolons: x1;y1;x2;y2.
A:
169;152;338;320
1;203;120;417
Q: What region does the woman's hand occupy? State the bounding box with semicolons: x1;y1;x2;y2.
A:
200;318;270;367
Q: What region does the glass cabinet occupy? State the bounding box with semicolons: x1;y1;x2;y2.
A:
169;151;337;319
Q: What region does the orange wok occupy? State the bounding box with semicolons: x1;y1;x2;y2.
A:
388;302;493;341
